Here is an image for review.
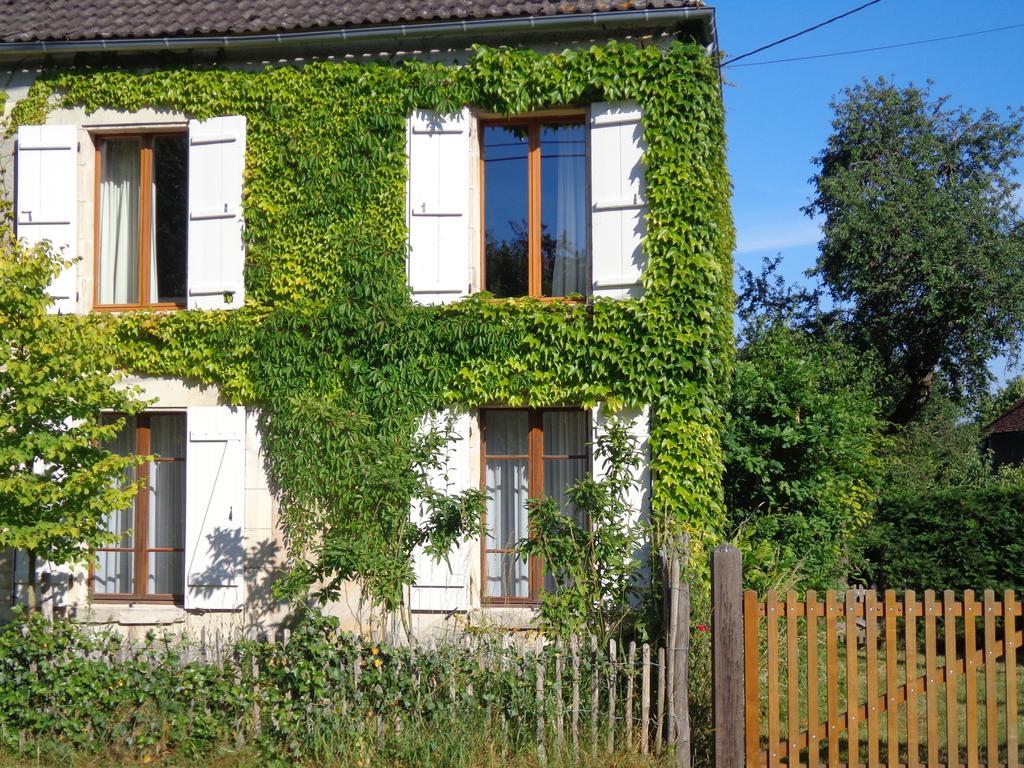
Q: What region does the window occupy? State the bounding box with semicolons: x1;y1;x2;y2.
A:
95;134;188;308
93;413;186;602
481;115;588;299
481;408;590;602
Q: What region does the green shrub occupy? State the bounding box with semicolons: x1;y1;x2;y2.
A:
862;485;1024;592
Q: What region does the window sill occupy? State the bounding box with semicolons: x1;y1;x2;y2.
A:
91;304;185;313
82;603;187;626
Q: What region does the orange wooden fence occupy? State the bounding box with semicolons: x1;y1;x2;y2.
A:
733;588;1022;768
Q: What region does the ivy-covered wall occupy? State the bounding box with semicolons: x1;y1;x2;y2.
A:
5;41;733;596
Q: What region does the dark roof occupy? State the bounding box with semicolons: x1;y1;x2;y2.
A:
0;0;703;44
984;397;1024;436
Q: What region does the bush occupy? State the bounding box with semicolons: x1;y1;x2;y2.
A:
862;485;1024;592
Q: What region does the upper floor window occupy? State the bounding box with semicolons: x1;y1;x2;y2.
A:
481;116;588;299
96;134;188;308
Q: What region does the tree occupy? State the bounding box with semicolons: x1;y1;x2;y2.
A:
804;79;1024;425
0;209;146;611
516;417;649;643
724;324;886;592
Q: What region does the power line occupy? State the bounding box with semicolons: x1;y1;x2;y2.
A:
725;21;1024;68
720;0;883;67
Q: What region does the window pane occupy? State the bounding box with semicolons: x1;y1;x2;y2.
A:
149;413;186;457
483;125;529;297
152;136;188;304
540;123;588;297
486;552;529;598
544;458;588;528
486;458;529;550
95;551;133;594
102;414;137;456
99;139;141;305
484;410;528;456
148;460;185;550
147;551;184;596
542;410;588;456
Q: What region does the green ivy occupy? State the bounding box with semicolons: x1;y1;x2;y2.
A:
6;41;734;600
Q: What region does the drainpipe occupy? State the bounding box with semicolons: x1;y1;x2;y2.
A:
0;7;716;61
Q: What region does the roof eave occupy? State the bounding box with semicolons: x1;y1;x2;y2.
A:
0;7;717;62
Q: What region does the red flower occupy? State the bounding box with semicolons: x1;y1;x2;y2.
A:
695;624;709;633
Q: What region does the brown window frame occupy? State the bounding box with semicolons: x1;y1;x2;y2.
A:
479;112;589;300
91;412;186;604
479;407;591;605
93;131;188;312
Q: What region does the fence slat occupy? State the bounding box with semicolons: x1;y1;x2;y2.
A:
744;590;761;768
571;635;580;754
657;646;666;756
806;590;820;768
924;590;939;768
555;640;564;750
767;590;781;768
884;590;899;768
642;643;651;756
591;636;599;760
846;590;860;768
964;589;979;768
626;640;636;750
667;552;680;745
1005;590;1019;768
905;591;920;768
944;590;959;768
866;590;881;767
537;651;546;766
786;591;801;766
983;590;998;768
825;590;840;768
608;638;617;755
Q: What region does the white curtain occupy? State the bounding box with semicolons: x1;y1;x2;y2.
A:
149;177;159;302
550;127;587;296
95;416;137;594
486;459;529;597
147;414;185;595
98;140;139;305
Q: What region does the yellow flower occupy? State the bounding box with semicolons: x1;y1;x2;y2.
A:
373;658;383;668
371;646;380;656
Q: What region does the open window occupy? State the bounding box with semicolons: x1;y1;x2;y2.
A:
480;408;590;603
95;134;188;309
481;115;589;299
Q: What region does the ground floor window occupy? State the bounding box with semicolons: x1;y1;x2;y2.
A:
481;408;589;603
92;412;186;602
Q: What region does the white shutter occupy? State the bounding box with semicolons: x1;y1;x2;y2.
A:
16;125;78;314
592;404;651;526
409;410;473;612
590;102;647;300
10;551;73;614
187;116;246;310
185;405;245;610
406;109;471;305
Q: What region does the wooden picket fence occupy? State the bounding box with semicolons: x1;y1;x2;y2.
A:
711;547;1022;768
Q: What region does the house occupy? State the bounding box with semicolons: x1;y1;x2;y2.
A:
0;1;732;639
982;398;1024;469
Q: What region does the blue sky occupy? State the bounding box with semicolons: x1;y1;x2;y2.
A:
715;0;1024;383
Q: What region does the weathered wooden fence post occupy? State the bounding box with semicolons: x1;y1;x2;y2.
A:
672;534;691;768
711;544;744;768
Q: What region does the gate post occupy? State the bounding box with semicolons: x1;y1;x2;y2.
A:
711;544;744;768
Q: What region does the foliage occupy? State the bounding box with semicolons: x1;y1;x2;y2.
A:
517;417;649;643
0;610;665;767
862;484;1024;592
977;374;1024;427
804;78;1024;425
3;41;734;608
723;324;886;592
0;209;146;603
